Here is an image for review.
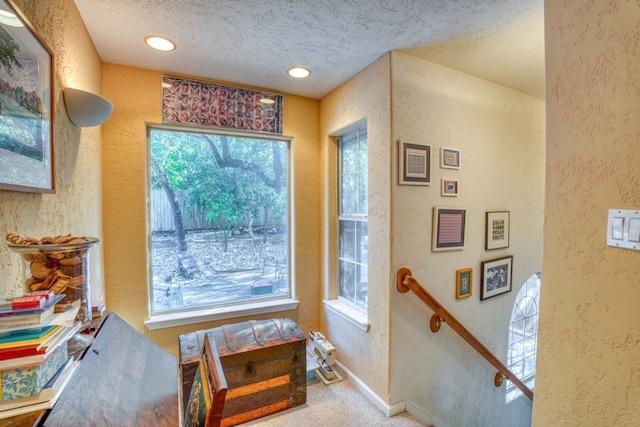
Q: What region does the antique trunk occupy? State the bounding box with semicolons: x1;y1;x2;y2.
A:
179;318;306;426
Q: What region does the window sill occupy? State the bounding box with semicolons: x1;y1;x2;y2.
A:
324;299;370;332
144;298;299;330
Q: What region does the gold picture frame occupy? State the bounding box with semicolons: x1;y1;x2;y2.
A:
456;268;472;299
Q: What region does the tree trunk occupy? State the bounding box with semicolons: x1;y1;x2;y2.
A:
150;155;188;256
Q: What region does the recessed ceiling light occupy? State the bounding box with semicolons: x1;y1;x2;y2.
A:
287;66;311;79
0;9;22;27
259;97;275;104
144;35;176;52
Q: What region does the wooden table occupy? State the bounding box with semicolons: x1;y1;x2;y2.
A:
0;313;178;426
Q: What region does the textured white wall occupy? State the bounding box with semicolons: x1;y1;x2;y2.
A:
534;2;640;425
319;55;392;401
0;0;104;302
390;52;544;426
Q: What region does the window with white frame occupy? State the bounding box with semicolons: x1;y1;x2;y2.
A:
147;126;291;317
338;127;368;310
506;272;541;403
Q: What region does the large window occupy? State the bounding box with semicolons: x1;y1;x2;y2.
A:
338;127;368;310
506;272;541;403
148;126;290;316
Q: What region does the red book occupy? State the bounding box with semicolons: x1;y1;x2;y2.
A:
0;324;74;361
23;291;55;302
0;345;44;360
11;296;46;310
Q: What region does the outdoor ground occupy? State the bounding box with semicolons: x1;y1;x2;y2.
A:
150;230;287;311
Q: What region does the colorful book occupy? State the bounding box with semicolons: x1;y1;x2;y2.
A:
0;324;79;369
0;324;73;361
0;346;43;361
0;325;61;350
0;325;57;344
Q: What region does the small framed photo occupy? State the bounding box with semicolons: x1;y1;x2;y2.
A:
480;256;513;300
441;179;458;197
456;268;473;299
398;141;430;185
432;206;466;251
485;211;510;250
440;147;460;169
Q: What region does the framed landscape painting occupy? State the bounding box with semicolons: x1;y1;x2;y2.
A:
0;0;54;192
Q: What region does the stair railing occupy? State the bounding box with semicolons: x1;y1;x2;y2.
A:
396;267;533;401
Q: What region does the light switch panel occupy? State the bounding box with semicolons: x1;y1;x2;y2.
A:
611;217;624;240
607;209;640;250
629;218;640;242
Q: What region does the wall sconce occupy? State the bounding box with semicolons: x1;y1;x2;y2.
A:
63;87;113;127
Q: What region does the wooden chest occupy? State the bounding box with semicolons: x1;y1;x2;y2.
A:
179;318;307;426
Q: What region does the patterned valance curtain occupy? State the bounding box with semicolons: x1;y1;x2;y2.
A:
162;76;283;134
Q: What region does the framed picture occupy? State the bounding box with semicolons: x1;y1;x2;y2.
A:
440;147;460;169
398;140;430;185
0;0;54;193
480;256;513;300
432;206;466;251
456;268;472;299
485;211;510;250
441;179;458;197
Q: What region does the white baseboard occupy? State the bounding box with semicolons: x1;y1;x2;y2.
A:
334;361;445;426
405;400;446;427
335;361;406;417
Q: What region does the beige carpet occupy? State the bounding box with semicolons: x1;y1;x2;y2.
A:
244;376;424;427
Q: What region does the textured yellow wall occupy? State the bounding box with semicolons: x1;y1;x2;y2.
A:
319;54;392;402
0;0;104;302
101;64;321;356
534;2;640;425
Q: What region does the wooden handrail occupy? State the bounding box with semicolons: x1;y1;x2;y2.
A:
396;267;534;401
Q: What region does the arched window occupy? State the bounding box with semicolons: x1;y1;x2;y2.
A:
506;272;541;403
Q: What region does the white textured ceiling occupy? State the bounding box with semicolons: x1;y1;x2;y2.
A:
74;0;544;100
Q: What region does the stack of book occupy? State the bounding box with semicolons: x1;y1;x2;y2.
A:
0;291;80;418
